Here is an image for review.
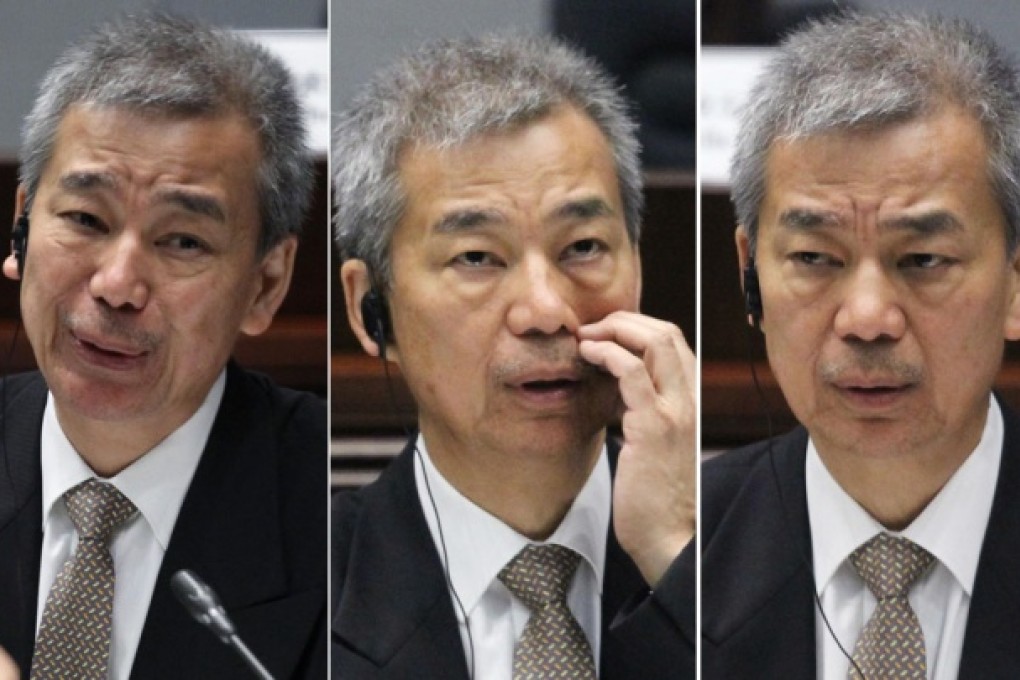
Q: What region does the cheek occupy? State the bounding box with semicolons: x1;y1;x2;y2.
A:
578;273;640;320
765;313;826;386
161;276;252;343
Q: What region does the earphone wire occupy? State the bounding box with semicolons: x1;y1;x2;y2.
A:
376;324;476;680
742;320;867;680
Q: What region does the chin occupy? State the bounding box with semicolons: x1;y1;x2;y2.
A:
507;413;608;461
50;377;161;423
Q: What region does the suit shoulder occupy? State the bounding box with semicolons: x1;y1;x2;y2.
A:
230;365;325;430
330;449;416;598
703;439;772;500
223;365;326;466
0;371;47;403
330;471;394;615
331;488;365;554
330;462;398;563
702;429;805;538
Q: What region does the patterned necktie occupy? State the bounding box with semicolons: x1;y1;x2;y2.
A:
31;479;137;680
497;544;597;680
848;533;935;680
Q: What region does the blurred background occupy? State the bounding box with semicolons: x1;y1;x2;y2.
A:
0;0;329;397
700;0;1020;451
330;0;696;487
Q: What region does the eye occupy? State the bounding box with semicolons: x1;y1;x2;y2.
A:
159;234;211;254
900;253;952;269
789;251;842;267
452;250;502;268
61;211;105;232
561;238;605;261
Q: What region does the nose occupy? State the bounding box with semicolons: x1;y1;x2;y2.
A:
833;260;906;342
88;234;151;310
506;254;579;336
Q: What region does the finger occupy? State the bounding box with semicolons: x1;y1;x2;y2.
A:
578;310;673;344
579;312;696;377
580;321;693;403
579;339;659;412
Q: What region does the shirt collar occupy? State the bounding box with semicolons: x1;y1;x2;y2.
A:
414;434;612;617
41;370;226;549
807;396;1002;597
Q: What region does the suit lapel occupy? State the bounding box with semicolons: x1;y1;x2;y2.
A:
702;428;817;679
131;365;321;679
0;374;48;675
333;442;469;679
959;398;1020;676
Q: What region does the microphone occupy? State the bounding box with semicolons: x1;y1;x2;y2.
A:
171;569;275;680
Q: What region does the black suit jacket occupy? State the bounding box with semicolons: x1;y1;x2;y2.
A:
701;400;1020;678
0;363;327;679
331;439;694;679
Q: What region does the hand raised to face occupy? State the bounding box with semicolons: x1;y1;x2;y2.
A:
578;311;696;585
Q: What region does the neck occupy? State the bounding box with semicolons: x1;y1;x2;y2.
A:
421;426;605;540
817;433;980;530
55;407;185;478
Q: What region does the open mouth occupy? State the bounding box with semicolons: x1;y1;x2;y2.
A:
519;378;581;393
846;386;904;395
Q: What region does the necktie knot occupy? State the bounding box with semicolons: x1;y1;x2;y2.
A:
498;544;581;611
498;544;596;679
64;479;136;542
849;533;934;600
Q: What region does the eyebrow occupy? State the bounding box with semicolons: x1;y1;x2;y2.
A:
58;170;117;193
879;211;964;235
777;207;964;236
432;208;506;234
154;188;227;223
431;197;615;235
552;197;614;222
777;208;842;230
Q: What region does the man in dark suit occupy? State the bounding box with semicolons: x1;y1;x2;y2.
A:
332;35;695;679
0;14;326;679
704;13;1020;678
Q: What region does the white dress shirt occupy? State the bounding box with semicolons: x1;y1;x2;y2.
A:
36;370;225;680
808;397;1002;680
414;435;611;680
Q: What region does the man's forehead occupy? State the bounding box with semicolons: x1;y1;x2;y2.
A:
399;104;609;166
51;102;260;155
42;104;261;183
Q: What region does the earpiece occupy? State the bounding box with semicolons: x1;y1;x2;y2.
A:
743;259;762;327
12;214;28;278
360;288;393;356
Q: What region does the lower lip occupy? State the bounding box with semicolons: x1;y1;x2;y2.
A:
835;385;915;410
71;336;148;372
510;382;582;408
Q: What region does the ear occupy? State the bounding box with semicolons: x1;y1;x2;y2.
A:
735;224;752;277
340;259;399;362
239;236;297;337
735;225;758;329
3;185;28;281
1004;245;1020;341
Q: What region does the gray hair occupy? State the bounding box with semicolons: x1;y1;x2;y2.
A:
20;13;312;255
333;33;643;285
731;12;1020;255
